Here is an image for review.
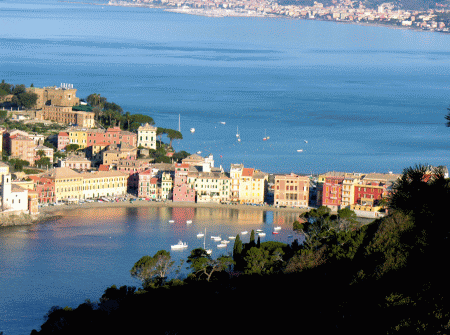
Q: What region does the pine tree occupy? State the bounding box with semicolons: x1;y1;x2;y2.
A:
249;230;256;247
257;236;261;248
232;234;243;263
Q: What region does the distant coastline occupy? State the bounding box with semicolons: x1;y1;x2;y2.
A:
60;1;449;34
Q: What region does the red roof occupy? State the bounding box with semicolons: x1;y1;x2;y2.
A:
150;177;158;184
242;168;254;177
58;132;69;137
98;164;110;171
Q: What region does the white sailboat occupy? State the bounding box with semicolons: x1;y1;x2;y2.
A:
263;129;267;141
236;126;240;138
203;228;212;255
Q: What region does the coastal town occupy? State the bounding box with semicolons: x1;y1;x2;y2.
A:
1;82;447;225
107;0;450;33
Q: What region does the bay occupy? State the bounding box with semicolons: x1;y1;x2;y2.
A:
0;206;302;335
1;0;450;174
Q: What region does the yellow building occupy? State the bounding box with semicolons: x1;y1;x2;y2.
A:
80;170;128;199
161;172;173;200
238;168;267;204
68;129;88;149
40;167;83;202
229;163;243;203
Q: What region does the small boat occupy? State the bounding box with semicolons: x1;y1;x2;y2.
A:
217;243;227;248
190;128;195;133
288;235;293;238
221;240;230;244
304;140;308;143
241;231;248;235
220;121;226;125
229;236;236;239
171;240;188;250
263;129;267;141
186;220;192;224
297;149;303;152
197;232;205;238
237;138;241;142
258;232;266;237
236;126;240;137
196;151;202;155
256;229;263;233
202;228;212;255
272;231;279;235
274;226;281;231
168;220;175;223
213;237;222;242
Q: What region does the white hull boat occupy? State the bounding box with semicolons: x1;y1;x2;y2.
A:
186;220;192;224
197;233;205;238
168;220;175;223
217;243;227;248
171;240;188;250
258;233;266;237
241;231;248;235
274;226;281;231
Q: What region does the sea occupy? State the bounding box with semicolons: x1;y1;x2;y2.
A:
0;0;450;333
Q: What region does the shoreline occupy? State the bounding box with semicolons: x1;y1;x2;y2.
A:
62;1;450;34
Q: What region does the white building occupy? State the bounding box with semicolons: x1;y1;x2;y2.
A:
1;174;29;213
137;123;157;150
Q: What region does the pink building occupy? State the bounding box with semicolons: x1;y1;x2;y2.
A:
172;163;195;202
86;127;137;148
57;132;70;151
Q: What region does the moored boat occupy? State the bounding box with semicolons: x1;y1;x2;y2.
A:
217;243;227;248
274;226;281;231
171;240;188;250
168;220;175;223
186;220;192;224
258;232;266;237
241;231;248;235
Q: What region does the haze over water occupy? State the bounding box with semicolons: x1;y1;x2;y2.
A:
1;0;450;174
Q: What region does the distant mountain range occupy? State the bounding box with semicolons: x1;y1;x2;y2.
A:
276;0;450;11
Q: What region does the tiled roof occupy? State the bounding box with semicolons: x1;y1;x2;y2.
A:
242;168;254;177
40;167;82;179
81;170;127;179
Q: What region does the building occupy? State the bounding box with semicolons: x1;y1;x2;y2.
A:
117;159;152;193
102;143;137;167
57;131;70;151
39;167;83;202
229;163;244;203
58;154;91;171
137;123;157;150
34;145;54;165
28;176;56;204
0;161;10;181
80;170;128;200
274;173;310;208
68;128;88;149
36;106;95;128
10;135;36;165
27;84;80;109
238;168;268;204
161;172;173;200
172;163;195;202
87;126;137;148
1;174;29;213
187;170;231;203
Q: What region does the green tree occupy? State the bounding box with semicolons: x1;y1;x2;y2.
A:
130;250;175;288
65;144;80;152
243;247;270;275
232;234;243;262
165;129;183;148
249;229;256;247
187;248;234;282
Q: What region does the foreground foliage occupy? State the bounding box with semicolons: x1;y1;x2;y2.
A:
33;164;450;334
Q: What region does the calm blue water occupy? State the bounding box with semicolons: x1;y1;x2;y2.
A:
1;0;450;174
0;206;301;334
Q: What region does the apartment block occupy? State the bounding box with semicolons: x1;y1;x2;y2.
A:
274;173;309;208
137;123;157;150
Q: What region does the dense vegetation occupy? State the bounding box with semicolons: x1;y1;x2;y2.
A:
32;164;450;334
0;80;38;109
